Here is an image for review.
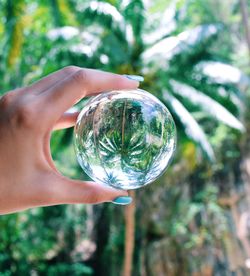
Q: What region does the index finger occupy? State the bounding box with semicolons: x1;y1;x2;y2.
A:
39;68;139;124
27;66;80;94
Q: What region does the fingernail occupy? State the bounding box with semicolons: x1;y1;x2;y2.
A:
123;74;144;82
66;106;80;113
112;196;132;205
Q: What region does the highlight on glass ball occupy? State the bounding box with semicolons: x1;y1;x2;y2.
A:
74;89;176;190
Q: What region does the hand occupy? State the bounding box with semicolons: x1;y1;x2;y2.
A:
0;66;139;215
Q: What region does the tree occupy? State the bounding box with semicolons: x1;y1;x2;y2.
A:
0;0;249;275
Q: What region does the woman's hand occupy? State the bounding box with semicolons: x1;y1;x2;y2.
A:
0;66;139;215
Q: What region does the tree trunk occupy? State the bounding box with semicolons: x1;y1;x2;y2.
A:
123;190;136;276
240;0;250;57
90;205;112;276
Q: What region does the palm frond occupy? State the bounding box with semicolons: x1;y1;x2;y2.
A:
123;0;145;42
47;26;80;40
142;23;220;63
79;1;125;30
196;61;250;91
170;80;245;131
77;1;129;47
143;2;176;45
162;91;215;161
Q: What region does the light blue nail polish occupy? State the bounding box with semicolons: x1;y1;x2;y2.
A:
123;74;144;82
112;196;132;205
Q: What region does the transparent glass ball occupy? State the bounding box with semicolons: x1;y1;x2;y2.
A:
74;89;176;190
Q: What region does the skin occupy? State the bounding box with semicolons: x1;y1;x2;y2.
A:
0;66;139;215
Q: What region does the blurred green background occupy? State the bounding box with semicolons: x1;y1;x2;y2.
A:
1;0;250;275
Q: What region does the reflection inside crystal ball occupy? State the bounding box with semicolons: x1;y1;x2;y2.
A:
74;89;176;190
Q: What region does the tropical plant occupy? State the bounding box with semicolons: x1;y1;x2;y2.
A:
0;0;249;275
26;0;246;160
1;0;246;158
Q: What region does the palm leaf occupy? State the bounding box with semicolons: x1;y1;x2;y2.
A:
162;91;215;161
77;1;130;47
143;2;176;45
196;61;250;91
78;1;126;34
170;80;245;131
123;0;145;43
142;23;220;62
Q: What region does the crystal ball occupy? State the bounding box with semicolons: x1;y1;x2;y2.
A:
74;89;176;190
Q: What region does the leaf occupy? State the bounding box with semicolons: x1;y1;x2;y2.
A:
170;80;245;131
47;26;80;40
142;23;220;62
196;61;250;91
78;1;129;46
143;1;177;45
123;0;145;42
80;1;125;30
162;91;215;161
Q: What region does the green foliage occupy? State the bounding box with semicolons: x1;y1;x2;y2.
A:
0;0;248;274
38;263;92;275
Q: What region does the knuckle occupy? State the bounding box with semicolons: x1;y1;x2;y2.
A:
114;75;127;88
72;69;88;85
83;183;103;204
0;93;15;109
88;192;101;204
63;65;80;75
13;103;36;128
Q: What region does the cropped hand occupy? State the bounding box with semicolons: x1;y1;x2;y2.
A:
0;66;138;214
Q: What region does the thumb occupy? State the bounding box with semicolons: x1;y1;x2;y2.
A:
45;174;132;206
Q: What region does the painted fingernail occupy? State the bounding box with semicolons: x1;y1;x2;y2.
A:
66;106;80;113
112;196;132;205
123;75;144;82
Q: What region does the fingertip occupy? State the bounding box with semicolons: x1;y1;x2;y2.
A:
123;74;144;82
112;196;132;205
121;76;139;89
83;181;129;204
53;111;80;130
65;106;80;114
103;184;129;198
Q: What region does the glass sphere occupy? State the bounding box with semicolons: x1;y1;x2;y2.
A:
74;89;176;190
